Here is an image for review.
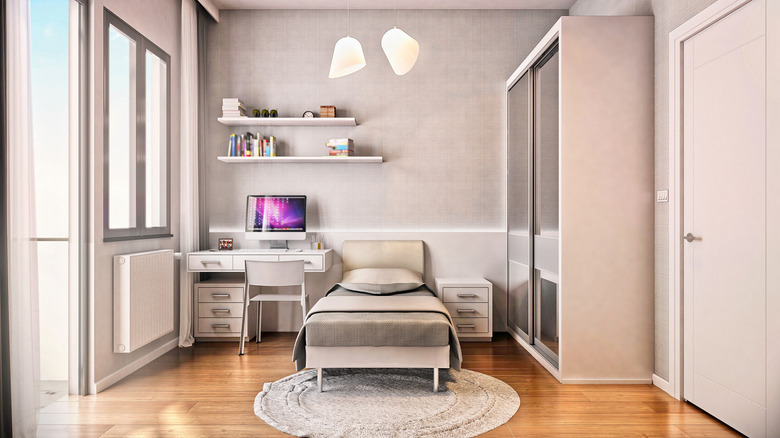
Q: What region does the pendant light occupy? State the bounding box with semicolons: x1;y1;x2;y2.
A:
381;0;419;76
329;0;366;79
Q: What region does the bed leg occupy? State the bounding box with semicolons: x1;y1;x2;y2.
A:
433;368;439;392
317;368;323;392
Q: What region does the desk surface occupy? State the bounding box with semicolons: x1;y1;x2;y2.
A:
187;249;333;273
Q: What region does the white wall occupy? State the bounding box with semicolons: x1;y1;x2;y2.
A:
203;9;567;332
88;0;181;388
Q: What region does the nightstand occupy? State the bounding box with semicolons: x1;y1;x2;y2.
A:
435;278;492;342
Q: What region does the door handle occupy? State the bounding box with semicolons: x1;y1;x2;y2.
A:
684;233;700;243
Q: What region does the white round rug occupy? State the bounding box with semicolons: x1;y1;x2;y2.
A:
254;368;520;438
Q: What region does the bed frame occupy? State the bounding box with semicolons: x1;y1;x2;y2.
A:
305;240;450;392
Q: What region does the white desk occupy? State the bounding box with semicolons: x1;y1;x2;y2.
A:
187;249;333;273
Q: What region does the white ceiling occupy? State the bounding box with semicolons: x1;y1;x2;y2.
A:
212;0;577;10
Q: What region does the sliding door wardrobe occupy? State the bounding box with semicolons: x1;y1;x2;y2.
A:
506;16;655;383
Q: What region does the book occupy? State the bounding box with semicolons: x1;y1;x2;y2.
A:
326;144;352;150
326;138;354;147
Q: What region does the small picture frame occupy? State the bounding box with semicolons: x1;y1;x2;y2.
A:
218;238;234;251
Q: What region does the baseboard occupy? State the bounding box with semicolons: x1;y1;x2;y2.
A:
562;378;653;384
652;373;676;397
91;337;178;393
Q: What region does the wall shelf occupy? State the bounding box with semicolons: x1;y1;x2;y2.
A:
217;117;357;126
217;156;382;164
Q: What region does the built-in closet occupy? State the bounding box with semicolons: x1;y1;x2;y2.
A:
506;17;655;383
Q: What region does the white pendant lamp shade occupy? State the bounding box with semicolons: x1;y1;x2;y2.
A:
329;36;366;79
381;27;419;76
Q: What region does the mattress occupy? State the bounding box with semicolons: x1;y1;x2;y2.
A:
306;286;449;347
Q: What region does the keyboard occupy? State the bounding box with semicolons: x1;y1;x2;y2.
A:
236;248;289;253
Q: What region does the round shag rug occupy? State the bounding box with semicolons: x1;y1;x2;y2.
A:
254;368;520;438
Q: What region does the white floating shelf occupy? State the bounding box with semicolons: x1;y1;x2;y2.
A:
217;117;357;126
217;156;382;164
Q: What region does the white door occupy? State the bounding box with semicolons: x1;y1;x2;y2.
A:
682;0;767;436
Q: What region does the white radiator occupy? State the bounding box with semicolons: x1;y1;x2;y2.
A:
113;249;175;353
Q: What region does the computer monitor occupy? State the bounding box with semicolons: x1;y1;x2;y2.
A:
245;195;307;248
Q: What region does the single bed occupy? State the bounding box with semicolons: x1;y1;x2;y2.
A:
292;240;462;392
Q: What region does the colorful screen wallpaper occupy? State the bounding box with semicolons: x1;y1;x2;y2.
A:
246;196;306;231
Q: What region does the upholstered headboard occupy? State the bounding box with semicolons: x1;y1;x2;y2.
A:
342;240;424;275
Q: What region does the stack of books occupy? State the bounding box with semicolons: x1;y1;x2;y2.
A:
320;105;336;118
326;138;354;157
222;98;246;118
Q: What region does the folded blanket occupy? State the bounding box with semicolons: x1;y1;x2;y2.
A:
292;294;463;371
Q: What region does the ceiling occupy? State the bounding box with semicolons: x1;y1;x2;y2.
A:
211;0;577;10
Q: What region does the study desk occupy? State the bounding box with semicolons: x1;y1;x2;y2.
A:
186;249;333;273
187;249;333;340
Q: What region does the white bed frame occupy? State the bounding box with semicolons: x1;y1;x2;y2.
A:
305;240;451;392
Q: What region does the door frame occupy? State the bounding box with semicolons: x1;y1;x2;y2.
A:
666;0;755;401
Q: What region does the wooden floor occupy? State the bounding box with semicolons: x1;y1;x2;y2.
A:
39;333;740;437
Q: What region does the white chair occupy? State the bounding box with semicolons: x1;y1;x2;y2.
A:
238;260;307;356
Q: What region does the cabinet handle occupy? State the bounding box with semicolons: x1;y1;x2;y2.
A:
211;308;230;314
200;260;222;265
211;323;230;328
457;294;477;298
304;260;313;264
211;293;231;298
457;324;476;328
457;309;477;314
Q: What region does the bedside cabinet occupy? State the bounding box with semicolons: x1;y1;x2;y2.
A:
435;278;492;342
194;280;256;341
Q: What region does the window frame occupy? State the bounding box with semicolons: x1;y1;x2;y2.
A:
103;9;171;241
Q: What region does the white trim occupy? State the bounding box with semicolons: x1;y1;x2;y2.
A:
563;378;652;385
667;0;754;402
507;327;561;382
91;338;177;393
653;373;674;396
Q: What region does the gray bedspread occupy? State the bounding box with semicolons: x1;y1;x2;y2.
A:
293;287;462;371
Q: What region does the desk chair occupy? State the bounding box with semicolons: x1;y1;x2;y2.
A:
238;260;308;356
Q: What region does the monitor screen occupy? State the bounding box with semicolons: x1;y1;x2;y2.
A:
245;195;306;233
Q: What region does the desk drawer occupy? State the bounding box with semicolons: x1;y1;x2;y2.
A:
198;287;244;303
233;255;279;270
198;302;245;318
197;317;243;334
444;302;489;318
452;317;489;334
442;287;489;303
189;254;233;271
279;254;323;271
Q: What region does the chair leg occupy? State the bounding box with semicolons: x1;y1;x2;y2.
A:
317;368;323;392
256;301;263;343
433;368;439;392
301;296;309;322
239;289;249;356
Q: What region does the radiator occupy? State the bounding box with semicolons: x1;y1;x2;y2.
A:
113;249;175;353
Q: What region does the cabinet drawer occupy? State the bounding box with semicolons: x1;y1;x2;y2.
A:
198;287;244;303
442;287;489;303
198;302;245;318
189;254;233;271
444;302;489;318
452;317;489;334
279;254;323;271
197;317;243;334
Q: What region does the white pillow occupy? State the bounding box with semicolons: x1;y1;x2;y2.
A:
340;268;424;294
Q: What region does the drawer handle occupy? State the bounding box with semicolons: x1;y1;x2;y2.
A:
304;260;313;264
211;323;231;329
200;260;222;265
457;324;476;328
457;294;477;298
211;308;230;314
457;309;477;314
211;293;231;298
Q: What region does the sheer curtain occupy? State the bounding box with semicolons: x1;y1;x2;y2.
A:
5;0;41;435
179;0;199;347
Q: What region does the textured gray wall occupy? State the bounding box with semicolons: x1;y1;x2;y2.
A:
569;0;718;381
205;9;566;234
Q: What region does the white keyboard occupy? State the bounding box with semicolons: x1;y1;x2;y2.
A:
236;248;289;253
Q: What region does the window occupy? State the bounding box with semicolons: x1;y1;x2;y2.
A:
104;10;170;240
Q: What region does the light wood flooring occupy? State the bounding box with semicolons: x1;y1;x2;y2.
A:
38;333;740;437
